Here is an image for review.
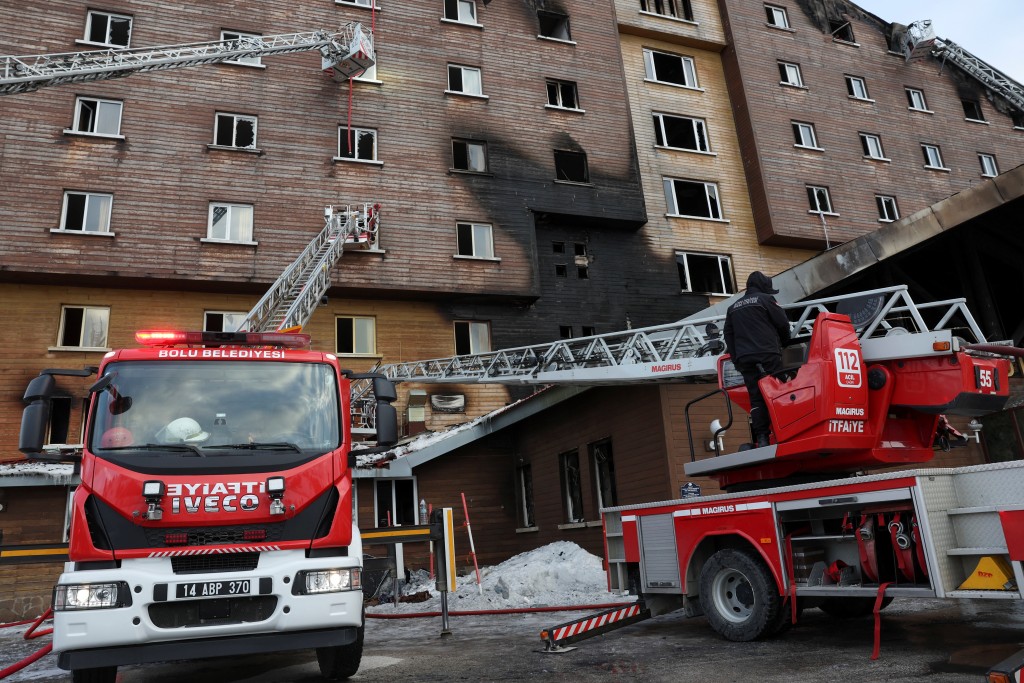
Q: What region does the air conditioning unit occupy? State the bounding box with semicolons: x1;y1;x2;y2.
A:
430;394;466;413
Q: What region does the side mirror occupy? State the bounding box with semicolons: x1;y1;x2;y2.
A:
373;377;397;403
375;402;398;448
19;374;56;457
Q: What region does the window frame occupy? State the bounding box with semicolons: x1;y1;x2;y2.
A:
663;177;724;221
204;311;248;333
921;143;949;171
455;221;496;259
553;149;590;184
451;138;489;173
829;19;855;43
845;75;871;101
778;61;804;87
446;63;485;97
213;112;258;150
59;191;113;233
791;121;820;149
653;112;710;153
640;0;694;22
338;0;376;7
676;251;735;295
82;10;132;48
69;96;123;137
875;195;899;223
905;87;930;112
962;99;986;123
559;449;585;524
516;463;536;530
56;305;110;350
643;48;699;89
336;126;379;163
806;185;836;215
336;315;377;355
454;320;491;355
979;153;999;178
206;202;255;243
373;478;418;528
221;30;264;67
443;0;478;25
537;10;573;42
859;133;888;161
545;79;581;111
764;4;789;29
590;439;617;510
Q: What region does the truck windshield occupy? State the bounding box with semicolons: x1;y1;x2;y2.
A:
89;361;341;458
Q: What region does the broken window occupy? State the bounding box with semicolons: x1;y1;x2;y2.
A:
859;133;886;160
454;321;490;355
962;99;985;122
447;64;483;95
654;113;709;152
456;222;494;258
640;0;694;21
84;10;132;47
577;266;589;279
71;97;122;136
538;11;571;41
559;449;585;523
778;61;803;87
663;178;722;219
214;113;257;149
643;48;698;88
207;202;254;242
845;75;869;100
46;397;73;446
444;0;477;24
452;139;488;172
792;121;819;148
555;264;568;277
221;31;263;67
829;19;855;42
336;316;376;354
676;251;735;295
374;479;417;528
339;0;375;6
554;150;589;183
58;305;110;349
591;440;617;509
516;464;535;529
204;311;248;333
552;241;565;254
921;143;946;169
905;87;929;111
875;195;899;222
806;185;834;214
338;127;378;161
581;326;596;337
559;325;573;339
62;191;112;232
546;79;580;109
979;153;999;177
764;4;789;28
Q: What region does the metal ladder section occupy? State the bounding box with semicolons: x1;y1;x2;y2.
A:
903;20;1024;113
0;24;374;95
243;204;380;333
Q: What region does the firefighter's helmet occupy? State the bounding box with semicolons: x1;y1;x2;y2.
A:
156;417;209;444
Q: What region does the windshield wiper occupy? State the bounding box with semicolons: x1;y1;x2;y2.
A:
207;442;302;453
100;443;206;457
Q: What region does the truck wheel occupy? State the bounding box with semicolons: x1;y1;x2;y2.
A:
316;623;364;681
819;596;892;618
72;667;117;683
699;548;781;642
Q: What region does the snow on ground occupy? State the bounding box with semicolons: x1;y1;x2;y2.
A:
367;541;632;614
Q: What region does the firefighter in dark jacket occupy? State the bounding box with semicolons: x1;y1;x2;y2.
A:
723;271;791;448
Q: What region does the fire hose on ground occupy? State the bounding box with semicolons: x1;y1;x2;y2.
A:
366;601;634;619
0;608;54;680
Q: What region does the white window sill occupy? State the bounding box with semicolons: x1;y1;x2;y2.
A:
666;213;729;223
207;144;262;154
863;156;891;163
639;10;698;26
63;129;126;140
585;520;603;528
200;238;259;246
449;168;492;176
682;289;732;296
982;173;998;178
848;96;875;103
644;78;704;92
335;353;383;360
453;254;501;262
354;78;383;85
349;247;385;254
74;39;127;49
444;90;489;100
878;218;896;223
809;210;839;217
765;23;795;32
48;346;112;353
223;61;266;69
779;82;807;90
793;144;824;152
515;526;539;534
655;145;716;156
833;39;860;47
544;104;585;114
335;1;380;9
440;18;483;29
908;107;934;114
924;165;951;173
332;157;383;166
557;522;587;530
554;179;594;187
50;228;115;237
965;118;990;125
537;35;576;46
1015;126;1024;131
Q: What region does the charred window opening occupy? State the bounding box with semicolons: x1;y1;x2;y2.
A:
559;325;573;339
452;139;488;172
577;266;589;279
47;397;73;445
554;150;589;183
338;127;377;161
829;19;854;42
591;440;617;509
516;464;535;528
86;11;132;47
555;264;568;277
559;450;584;523
644;49;698;87
676;252;735;295
582;326;596;337
214;114;257;149
806;185;834;214
552;241;565;254
654;113;709;152
962;99;985;121
640;0;694;21
538;11;571;41
546;79;579;109
454;321;490;355
664;178;722;219
204;312;247;333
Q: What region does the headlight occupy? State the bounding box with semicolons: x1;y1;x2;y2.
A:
53;582;131;611
293;568;361;595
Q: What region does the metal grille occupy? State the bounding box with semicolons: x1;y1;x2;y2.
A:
171;552;260;575
145;524;283;547
639;514;681;590
149;596;276;628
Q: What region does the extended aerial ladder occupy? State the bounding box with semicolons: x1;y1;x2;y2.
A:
0;24;374;95
901;20;1024;115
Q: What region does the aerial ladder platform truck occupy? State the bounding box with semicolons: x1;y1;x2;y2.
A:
10;22;396;683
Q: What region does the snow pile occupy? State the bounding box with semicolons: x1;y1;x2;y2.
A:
367;541;631;614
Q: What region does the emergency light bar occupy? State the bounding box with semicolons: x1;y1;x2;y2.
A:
135;330;311;349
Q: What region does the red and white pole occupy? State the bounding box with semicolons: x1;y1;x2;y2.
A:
461;492;483;594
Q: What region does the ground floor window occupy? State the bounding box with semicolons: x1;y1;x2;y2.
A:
375;478;418;527
559;450;585;523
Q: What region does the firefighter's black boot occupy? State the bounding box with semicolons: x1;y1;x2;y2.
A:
755;433;770;448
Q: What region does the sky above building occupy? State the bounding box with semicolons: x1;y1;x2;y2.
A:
853;0;1024;84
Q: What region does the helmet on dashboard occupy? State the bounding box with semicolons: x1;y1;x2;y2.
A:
156;417;209;444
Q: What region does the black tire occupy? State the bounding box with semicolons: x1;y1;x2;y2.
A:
71;667;117;683
819;596;893;618
698;547;782;642
317;623;365;681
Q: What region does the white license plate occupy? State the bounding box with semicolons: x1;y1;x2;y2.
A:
175;579;252;599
